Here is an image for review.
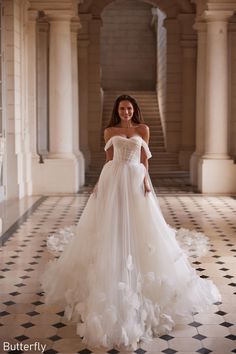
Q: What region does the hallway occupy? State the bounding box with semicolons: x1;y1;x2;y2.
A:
0;189;235;354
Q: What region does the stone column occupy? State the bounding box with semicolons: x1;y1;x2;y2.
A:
33;10;79;194
199;10;236;193
178;14;197;170
229;22;236;159
78;39;90;169
78;14;92;169
88;18;103;152
152;8;167;146
48;13;74;158
28;10;38;158
36;19;49;158
28;10;40;197
190;22;206;188
71;17;85;186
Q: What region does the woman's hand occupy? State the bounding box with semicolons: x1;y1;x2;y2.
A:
92;183;98;197
143;177;151;195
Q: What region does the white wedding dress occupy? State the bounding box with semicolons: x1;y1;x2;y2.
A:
41;135;221;349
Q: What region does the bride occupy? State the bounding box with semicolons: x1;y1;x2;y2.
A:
41;94;221;350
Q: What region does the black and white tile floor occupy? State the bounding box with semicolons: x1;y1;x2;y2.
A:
0;188;236;354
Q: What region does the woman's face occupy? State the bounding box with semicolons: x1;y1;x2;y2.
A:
118;100;134;122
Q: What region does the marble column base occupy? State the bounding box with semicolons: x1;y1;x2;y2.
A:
198;157;236;193
32;156;81;194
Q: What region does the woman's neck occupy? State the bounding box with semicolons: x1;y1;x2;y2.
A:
119;121;134;128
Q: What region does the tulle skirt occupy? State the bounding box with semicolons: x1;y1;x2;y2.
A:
41;160;221;349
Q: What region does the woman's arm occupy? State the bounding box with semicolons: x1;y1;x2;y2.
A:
92;128;114;195
140;125;151;195
104;127;114;162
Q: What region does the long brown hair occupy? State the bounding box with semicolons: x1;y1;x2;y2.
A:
106;94;144;127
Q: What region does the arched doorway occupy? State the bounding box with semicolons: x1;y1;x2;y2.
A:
78;0;197;187
100;0;156;91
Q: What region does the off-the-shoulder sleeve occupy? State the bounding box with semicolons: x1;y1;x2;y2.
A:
142;140;152;159
104;137;113;151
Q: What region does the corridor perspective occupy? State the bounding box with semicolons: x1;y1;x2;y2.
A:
0;0;236;353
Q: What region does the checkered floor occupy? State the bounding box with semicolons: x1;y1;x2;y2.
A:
0;189;236;354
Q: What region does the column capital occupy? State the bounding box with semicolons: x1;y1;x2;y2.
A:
37;21;50;33
78;13;92;39
204;10;234;22
190;0;207;19
28;9;39;22
193;21;206;32
45;10;74;22
71;17;82;32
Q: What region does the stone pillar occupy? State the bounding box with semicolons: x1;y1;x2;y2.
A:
25;9;39;198
78;14;92;169
4;0;19;199
178;14;197;170
36;19;49;157
33;11;79;194
190;22;206;188
152;7;167;146
71;17;85;187
228;22;236;159
199;10;236;193
88;18;103;152
48;13;74;158
28;10;38;158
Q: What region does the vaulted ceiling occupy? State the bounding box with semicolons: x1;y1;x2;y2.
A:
28;0;196;18
79;0;195;18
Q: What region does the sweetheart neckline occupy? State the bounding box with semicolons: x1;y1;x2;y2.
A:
110;135;142;140
105;135;143;148
104;135;152;159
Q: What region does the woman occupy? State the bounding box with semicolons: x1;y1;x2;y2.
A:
41;94;221;350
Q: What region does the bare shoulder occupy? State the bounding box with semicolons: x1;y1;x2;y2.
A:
138;124;150;142
139;124;149;131
104;127;113;142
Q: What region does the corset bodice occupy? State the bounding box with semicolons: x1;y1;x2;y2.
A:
104;135;152;164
